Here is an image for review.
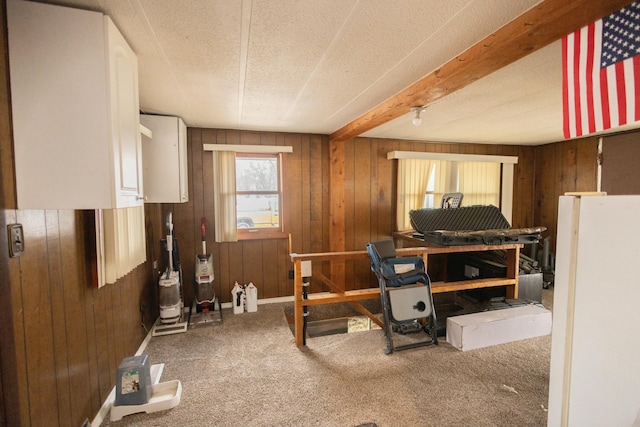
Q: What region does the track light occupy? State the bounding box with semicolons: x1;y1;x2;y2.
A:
411;106;427;126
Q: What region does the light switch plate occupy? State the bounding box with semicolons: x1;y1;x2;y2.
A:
8;224;24;257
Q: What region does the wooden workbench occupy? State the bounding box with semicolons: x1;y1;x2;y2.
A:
290;238;522;347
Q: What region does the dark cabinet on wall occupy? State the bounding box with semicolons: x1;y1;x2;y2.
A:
601;131;640;195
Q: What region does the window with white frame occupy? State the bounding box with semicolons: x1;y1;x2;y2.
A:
389;151;518;231
235;153;283;235
205;144;292;242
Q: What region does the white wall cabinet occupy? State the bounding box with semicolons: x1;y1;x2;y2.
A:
7;0;143;209
140;115;189;203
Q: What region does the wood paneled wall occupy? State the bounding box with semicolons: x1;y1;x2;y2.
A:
180;130;539;298
0;212;163;426
0;205;163;427
533;136;599;251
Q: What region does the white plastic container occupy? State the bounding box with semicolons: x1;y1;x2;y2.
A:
245;282;258;312
115;355;152;406
231;281;244;314
111;379;182;421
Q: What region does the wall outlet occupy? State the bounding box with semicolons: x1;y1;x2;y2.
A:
301;260;312;277
8;224;24;257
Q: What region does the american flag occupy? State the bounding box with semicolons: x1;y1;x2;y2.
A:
562;2;640;139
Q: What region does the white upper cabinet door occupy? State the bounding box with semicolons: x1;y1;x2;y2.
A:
107;17;144;208
140;115;189;203
7;0;142;209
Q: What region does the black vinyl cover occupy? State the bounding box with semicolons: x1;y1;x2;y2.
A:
409;205;546;246
409;205;510;232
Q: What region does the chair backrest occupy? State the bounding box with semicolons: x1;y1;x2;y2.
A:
366;240;396;277
367;239;428;286
369;239;397;259
441;192;463;209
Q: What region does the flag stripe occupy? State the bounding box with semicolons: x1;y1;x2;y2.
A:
624;58;637;124
592;20;604;132
562;37;571;138
615;61;627;126
572;28;583;136
585;24;596;134
607;65;619;128
600;67;611;131
635;55;640;122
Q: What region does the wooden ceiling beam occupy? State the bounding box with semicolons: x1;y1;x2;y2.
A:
330;0;633;143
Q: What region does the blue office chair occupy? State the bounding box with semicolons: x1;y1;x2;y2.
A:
366;239;438;354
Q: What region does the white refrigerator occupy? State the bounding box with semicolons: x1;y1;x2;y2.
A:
548;195;640;426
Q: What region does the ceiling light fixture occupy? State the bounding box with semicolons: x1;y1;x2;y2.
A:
411;106;427;126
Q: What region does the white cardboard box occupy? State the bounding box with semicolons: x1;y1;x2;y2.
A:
446;305;552;351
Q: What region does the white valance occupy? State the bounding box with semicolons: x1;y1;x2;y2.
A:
204;144;293;153
387;150;518;164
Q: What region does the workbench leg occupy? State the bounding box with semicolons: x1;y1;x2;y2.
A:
302;280;309;346
294;260;304;347
506;246;520;299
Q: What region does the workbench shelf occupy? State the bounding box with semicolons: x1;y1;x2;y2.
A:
290;240;521;347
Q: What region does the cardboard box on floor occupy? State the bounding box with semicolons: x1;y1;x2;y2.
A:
446;305;552;351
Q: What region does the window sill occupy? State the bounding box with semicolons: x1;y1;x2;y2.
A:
237;230;289;241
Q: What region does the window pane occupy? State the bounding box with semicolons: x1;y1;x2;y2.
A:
457;161;500;206
236;157;278;191
236;195;279;228
423;166;436;208
423;194;435;209
419;160;501;209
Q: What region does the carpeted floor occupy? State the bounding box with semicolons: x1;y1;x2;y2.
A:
103;288;553;427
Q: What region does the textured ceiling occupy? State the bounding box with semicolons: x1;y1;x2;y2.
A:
22;0;640;145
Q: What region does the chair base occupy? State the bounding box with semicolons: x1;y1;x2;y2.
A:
384;336;438;355
383;315;438;355
381;283;438;355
